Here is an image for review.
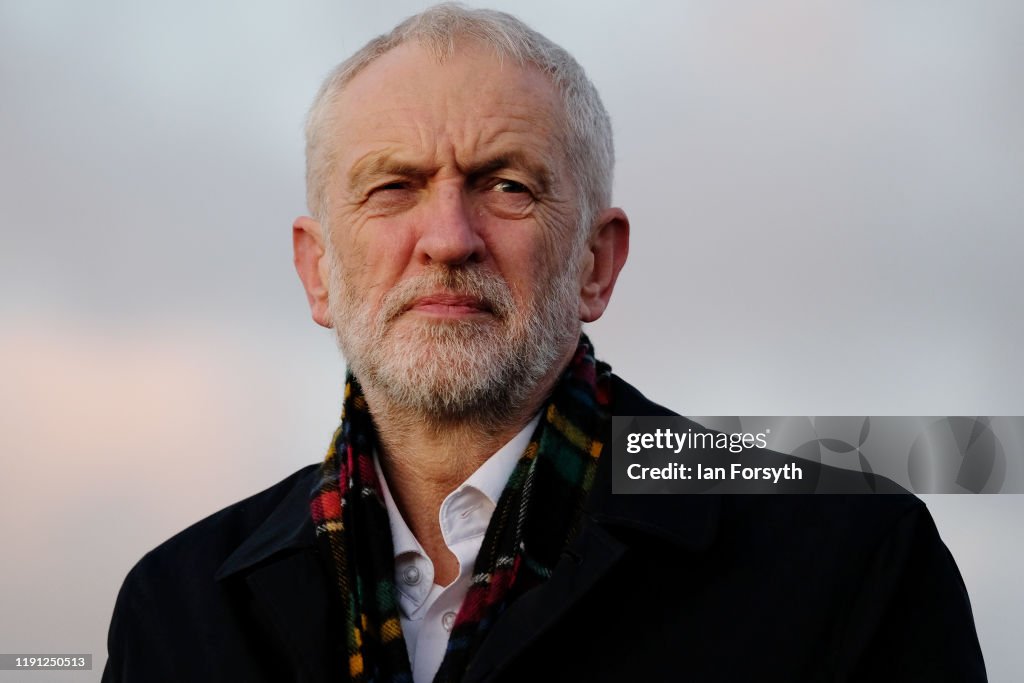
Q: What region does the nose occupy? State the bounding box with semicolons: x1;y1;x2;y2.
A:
414;182;486;266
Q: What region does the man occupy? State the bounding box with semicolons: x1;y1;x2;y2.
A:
103;5;986;682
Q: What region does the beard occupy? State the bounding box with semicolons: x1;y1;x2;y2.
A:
327;257;582;427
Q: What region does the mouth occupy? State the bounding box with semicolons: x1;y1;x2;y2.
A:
403;293;495;319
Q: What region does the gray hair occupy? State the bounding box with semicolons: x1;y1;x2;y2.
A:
304;2;614;236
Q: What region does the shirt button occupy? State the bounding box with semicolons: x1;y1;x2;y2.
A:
401;565;421;586
442;611;457;631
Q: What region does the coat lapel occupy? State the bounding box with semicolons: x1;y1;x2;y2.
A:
243;549;343;683
462;519;627;683
463;432;721;682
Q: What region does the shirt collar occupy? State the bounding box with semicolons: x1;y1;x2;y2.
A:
375;413;542;561
374;454;421;558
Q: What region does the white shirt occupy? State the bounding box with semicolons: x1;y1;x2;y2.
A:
374;414;541;683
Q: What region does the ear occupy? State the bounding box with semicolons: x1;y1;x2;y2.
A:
578;208;630;323
293;216;333;328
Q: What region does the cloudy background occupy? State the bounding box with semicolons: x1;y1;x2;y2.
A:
1;0;1021;679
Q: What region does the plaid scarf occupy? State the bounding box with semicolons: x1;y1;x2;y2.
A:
310;335;612;683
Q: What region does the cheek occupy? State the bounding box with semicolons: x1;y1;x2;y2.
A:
479;229;557;311
331;216;418;289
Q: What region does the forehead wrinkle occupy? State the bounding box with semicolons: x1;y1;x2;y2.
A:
338;85;567;194
451;113;562;178
477;100;567;162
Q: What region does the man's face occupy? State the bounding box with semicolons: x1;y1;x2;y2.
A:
319;41;586;421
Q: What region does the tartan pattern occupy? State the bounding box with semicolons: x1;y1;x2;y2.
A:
310;335;612;683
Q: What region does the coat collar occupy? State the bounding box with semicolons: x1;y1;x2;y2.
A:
213;466;342;683
213;464;320;581
593;374;721;553
211;464;721;585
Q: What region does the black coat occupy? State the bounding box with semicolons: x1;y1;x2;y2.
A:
102;376;987;682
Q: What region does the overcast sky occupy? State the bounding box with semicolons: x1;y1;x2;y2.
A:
1;1;1021;679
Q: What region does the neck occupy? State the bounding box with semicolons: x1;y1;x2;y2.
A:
360;354;568;585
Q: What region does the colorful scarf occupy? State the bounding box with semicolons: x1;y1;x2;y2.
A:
310;335;612;683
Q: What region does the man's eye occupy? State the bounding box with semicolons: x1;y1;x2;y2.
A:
491;179;529;194
362;181;418;213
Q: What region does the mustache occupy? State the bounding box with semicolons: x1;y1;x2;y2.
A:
376;267;516;324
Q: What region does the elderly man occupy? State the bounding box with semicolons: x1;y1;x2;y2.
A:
103;5;986;682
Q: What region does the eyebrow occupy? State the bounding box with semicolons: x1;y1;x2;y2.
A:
347;150;555;194
347;152;436;192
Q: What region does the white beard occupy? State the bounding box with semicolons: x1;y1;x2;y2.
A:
328;257;582;426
